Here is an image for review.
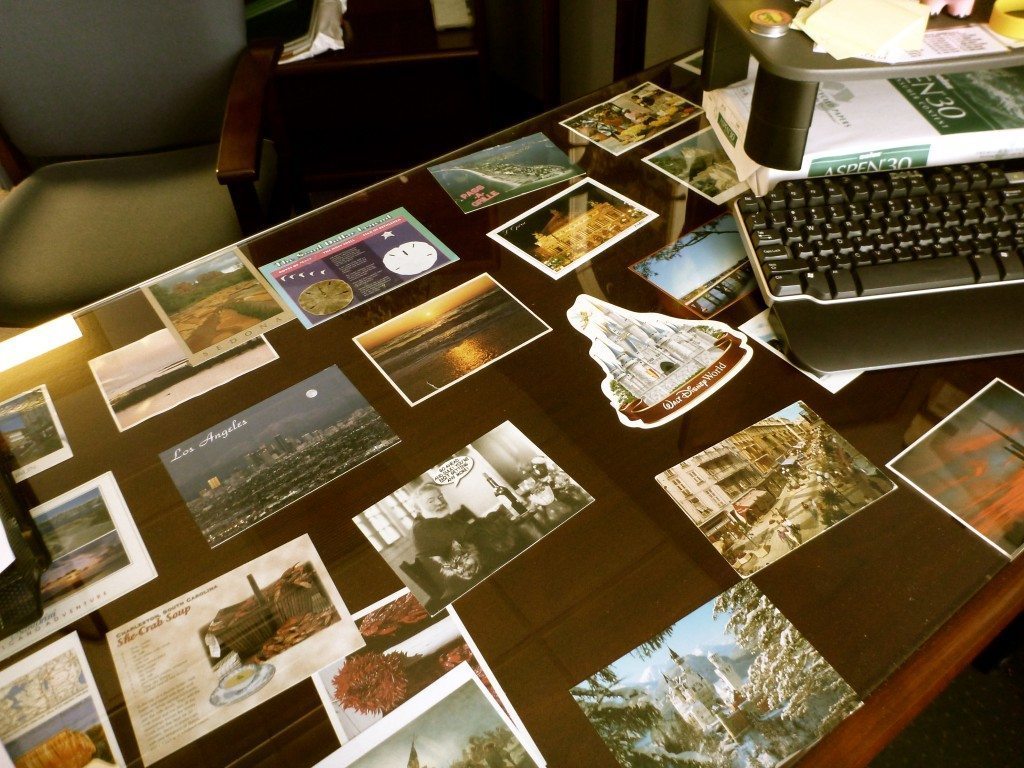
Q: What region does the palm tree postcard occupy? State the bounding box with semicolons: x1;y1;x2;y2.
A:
571;580;861;768
888;378;1024;559
656;401;894;577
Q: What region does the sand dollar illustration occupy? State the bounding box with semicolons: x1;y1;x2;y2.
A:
382;240;438;275
298;279;354;315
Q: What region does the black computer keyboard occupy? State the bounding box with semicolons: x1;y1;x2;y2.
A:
733;162;1024;373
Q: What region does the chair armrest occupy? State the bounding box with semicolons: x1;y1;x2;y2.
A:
216;39;282;184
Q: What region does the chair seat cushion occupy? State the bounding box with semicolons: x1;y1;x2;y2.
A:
0;141;276;326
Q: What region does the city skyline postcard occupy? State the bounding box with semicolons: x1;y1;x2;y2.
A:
159;365;400;547
628;214;756;319
259;208;459;329
354;273;551;406
571;580;860;768
142;247;292;365
1;633;126;768
353;421;594;614
643;126;748;205
0;384;72;482
487;178;657;279
427;132;583;213
89;329;279;432
0;472;156;663
656;401;895;577
567;295;751;429
560;81;702;156
888;378;1024;559
316;664;543;768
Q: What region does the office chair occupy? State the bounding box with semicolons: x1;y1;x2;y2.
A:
0;1;289;327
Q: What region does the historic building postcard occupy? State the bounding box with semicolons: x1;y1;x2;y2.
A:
571;580;860;768
0;472;156;662
568;295;751;429
642;126;748;205
353;421;593;614
560;81;702;156
0;633;125;768
108;535;362;766
657;402;895;577
888;378;1024;559
0;384;72;482
159;366;399;547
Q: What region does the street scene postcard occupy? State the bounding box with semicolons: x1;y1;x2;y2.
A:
159;366;399;547
571;580;861;768
657;402;895;576
888;378;1024;559
428;132;583;213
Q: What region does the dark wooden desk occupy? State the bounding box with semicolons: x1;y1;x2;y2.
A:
3;60;1023;768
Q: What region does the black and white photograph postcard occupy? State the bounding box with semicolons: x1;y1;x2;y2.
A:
487;179;657;279
888;378;1024;559
159;365;399;547
571;580;860;768
353;274;551;407
0;472;156;662
560;81;702;156
0;384;72;482
316;663;544;767
353;421;594;614
656;402;895;577
643;126;748;205
0;633;126;768
89;329;279;432
142;247;292;365
312;588;535;752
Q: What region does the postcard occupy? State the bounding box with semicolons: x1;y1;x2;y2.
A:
0;633;126;768
657;401;895;576
571;580;860;768
0;472;157;662
739;310;861;394
0;385;72;482
888;378;1024;558
142;247;292;365
428;132;583;213
568;295;751;429
354;273;551;406
354;421;593;614
643;126;748;205
312;588;535;752
560;81;702;155
159;365;399;547
108;534;363;766
675;49;704;74
89;329;279;432
629;214;755;319
259;208;459;329
487;179;657;279
316;663;543;767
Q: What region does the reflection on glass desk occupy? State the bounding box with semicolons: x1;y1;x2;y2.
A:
1;58;1023;768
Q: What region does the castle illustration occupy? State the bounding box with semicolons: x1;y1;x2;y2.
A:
662;648;755;743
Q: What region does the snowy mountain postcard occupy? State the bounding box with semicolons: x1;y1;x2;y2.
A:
571;580;861;768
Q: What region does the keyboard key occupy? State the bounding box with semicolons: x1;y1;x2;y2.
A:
995;249;1024;279
802;270;832;300
857;257;976;296
805;182;826;207
949;168;971;191
745;212;769;231
768;273;802;297
928;172;952;194
751;230;783;247
1002;186;1024;203
756;244;790;262
970;254;1002;283
831;268;858;298
762;259;808;276
845;178;870;202
736;193;763;214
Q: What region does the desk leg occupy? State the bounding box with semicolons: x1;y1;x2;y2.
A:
700;4;750;91
744;69;818;171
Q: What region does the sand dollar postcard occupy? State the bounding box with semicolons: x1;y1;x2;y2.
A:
428;132;583;213
108;535;363;766
657;401;895;577
560;81;702;155
142;247;292;365
568;295;751;429
0;384;72;482
354;273;551;407
259;208;459;329
487;179;657;280
642;125;747;205
354;421;594;614
1;633;125;768
159;365;399;547
888;378;1024;559
0;472;157;663
571;580;860;768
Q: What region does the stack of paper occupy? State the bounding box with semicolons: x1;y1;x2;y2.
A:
793;0;930;59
